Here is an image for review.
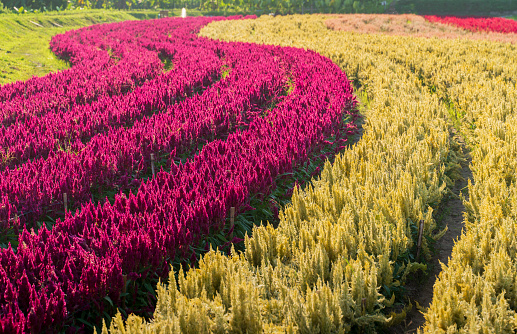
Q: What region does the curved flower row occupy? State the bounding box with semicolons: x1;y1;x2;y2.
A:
425;15;517;34
0;50;213;170
0;18;288;234
0;44;286;232
0;18;218;109
0;19;226;169
0;23;167;127
0;17;357;333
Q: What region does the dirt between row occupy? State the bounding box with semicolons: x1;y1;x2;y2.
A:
390;129;472;333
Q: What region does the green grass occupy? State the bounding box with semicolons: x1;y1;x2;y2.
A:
0;10;164;85
0;8;238;85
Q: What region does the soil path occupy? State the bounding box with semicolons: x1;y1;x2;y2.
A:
390;128;472;333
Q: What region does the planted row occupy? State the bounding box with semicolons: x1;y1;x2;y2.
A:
425;15;517;34
0;24;285;239
0;18;228;169
0;21;169;127
231;14;517;332
389;17;517;333
0;49;214;170
0;17;357;333
325;14;517;44
0;17;213;105
103;15;461;332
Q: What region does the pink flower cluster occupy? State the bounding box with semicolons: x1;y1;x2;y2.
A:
425;15;517;34
0;16;357;332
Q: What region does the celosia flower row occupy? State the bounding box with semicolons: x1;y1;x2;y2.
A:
0;16;357;332
0;32;286;231
0;24;165;128
0;19;224;169
425;15;517;34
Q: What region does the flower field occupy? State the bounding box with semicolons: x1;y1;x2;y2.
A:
2;12;517;334
105;14;517;333
326;14;517;44
425;15;517;34
0;15;360;332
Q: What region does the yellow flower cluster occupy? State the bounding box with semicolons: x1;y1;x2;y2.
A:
99;14;517;332
342;15;517;331
400;27;517;334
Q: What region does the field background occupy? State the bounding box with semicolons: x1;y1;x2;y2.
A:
1;0;517;19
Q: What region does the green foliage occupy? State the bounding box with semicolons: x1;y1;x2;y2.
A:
0;0;8;12
0;0;392;14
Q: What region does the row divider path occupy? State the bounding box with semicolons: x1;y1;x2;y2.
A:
390;127;473;333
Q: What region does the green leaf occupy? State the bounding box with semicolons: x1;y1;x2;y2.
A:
76;317;95;328
103;295;114;307
217;234;229;243
118;307;128;318
103;311;112;321
144;282;155;295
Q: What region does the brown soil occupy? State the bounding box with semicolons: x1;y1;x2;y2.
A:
389;129;472;333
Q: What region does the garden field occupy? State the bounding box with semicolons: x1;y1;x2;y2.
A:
1;11;517;334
